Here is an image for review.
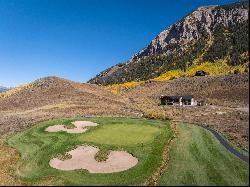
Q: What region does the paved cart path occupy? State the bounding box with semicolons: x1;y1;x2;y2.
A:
199;124;249;164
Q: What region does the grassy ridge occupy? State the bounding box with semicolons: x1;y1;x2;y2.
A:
158;123;249;186
7;117;172;186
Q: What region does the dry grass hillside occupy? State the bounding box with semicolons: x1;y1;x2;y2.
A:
122;73;249;107
119;73;249;150
0;76;141;136
0;74;249;150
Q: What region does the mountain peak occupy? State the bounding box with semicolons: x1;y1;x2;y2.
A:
197;5;218;10
131;1;248;61
88;1;249;85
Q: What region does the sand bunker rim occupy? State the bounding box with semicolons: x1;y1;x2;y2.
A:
49;145;138;173
45;121;99;133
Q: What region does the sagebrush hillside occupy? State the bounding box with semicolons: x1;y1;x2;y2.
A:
0;76;140;135
121;73;249;150
89;1;249;85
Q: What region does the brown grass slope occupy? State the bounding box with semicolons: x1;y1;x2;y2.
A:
0;74;248;150
121;73;249;150
123;73;249;107
0;76;141;136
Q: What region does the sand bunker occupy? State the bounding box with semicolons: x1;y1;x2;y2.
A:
45;121;98;133
49;145;138;173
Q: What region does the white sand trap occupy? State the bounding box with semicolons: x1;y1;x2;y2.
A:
45;121;98;133
49;145;138;173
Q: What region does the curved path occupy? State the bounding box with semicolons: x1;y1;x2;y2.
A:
198;124;249;164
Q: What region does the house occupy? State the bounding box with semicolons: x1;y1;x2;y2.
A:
160;95;197;106
197;100;207;106
195;70;209;76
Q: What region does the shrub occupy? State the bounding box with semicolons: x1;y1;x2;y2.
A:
0;84;29;98
143;111;170;120
104;81;145;94
153;69;184;81
233;69;240;74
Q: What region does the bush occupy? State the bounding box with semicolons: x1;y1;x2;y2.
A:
153;69;184;81
0;84;29;98
143;111;170;120
233;69;240;74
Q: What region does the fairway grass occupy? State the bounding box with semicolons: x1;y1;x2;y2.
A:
7;117;173;186
158;123;249;186
5;119;249;186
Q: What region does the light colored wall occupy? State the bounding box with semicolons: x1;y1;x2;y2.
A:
191;98;197;106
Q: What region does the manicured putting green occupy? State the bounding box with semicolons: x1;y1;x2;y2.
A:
79;123;160;146
7;118;248;186
7;117;172;186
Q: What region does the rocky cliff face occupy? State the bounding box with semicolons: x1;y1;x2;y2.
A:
89;1;249;85
133;4;248;60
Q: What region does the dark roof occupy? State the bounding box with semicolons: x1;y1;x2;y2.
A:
196;70;206;73
160;95;193;100
195;70;209;75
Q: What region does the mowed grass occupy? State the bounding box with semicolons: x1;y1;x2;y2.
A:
79;123;160;146
7;117;173;186
158;123;249;186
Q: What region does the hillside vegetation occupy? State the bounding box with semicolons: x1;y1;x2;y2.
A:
0;84;29;98
89;1;249;85
0;76;141;136
118;73;249;150
0;86;11;93
104;58;249;94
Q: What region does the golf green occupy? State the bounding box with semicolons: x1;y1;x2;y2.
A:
6;118;248;186
7;117;172;186
79;123;160;146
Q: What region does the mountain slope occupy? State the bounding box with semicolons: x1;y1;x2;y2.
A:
122;73;249;150
0;76;140;135
0;86;10;93
0;76;122;110
89;1;249;85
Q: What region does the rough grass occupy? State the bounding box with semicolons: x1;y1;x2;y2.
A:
7;117;173;186
3;119;249;186
0;138;66;186
157;123;249;186
94;148;110;162
218;131;249;157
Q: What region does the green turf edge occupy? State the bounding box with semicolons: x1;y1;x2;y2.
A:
6;117;174;186
157;122;249;186
216;130;249;157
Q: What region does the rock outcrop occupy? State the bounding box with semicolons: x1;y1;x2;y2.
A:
89;1;249;85
132;4;248;60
